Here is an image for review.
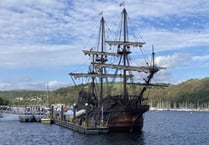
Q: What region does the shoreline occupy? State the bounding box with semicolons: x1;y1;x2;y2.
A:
150;107;209;112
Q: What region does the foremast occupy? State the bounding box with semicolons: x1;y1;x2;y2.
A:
98;17;105;107
69;16;106;107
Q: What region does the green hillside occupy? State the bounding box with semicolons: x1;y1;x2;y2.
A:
0;90;47;106
146;77;209;108
1;77;209;108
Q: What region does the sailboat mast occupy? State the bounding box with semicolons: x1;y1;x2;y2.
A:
46;82;50;108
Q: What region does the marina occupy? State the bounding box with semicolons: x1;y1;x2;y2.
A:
0;105;109;134
50;105;109;134
0;1;209;145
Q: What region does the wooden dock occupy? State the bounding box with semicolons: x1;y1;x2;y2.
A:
53;119;109;135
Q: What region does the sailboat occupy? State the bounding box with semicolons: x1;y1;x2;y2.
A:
40;82;52;124
69;7;165;132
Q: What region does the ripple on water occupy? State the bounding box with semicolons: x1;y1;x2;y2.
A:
1;111;209;145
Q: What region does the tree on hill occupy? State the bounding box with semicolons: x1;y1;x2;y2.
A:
0;97;9;105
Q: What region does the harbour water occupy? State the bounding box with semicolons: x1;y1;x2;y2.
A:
1;111;209;145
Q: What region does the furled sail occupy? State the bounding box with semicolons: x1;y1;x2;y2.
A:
106;41;145;47
69;72;133;79
83;50;120;57
93;63;166;73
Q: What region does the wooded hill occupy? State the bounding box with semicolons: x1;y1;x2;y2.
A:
1;77;209;107
145;77;209;108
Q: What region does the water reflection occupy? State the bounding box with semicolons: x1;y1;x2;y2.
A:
82;131;145;145
0;113;19;121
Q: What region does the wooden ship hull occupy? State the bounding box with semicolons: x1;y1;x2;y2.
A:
75;93;150;132
107;109;147;132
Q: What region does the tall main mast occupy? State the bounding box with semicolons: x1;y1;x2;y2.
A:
122;8;128;98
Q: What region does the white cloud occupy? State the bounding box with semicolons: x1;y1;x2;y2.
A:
140;29;209;53
0;0;209;90
192;54;209;68
155;53;191;68
47;80;68;90
0;0;209;69
193;55;209;62
0;44;89;68
0;79;69;91
0;82;11;90
127;0;209;18
22;80;68;91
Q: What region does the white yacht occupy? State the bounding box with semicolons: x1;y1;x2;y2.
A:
34;112;46;122
19;112;34;122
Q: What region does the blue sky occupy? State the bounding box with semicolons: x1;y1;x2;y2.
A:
0;0;209;90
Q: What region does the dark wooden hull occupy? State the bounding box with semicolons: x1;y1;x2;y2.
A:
76;92;149;133
107;112;144;132
103;105;149;132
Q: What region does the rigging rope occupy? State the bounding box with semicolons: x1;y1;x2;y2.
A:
127;16;145;43
139;47;150;66
126;15;150;66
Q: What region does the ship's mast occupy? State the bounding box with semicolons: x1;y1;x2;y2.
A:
137;46;159;103
99;17;105;106
94;16;107;107
122;8;128;98
152;45;155;67
91;54;96;96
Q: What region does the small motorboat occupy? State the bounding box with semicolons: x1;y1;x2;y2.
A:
19;112;34;122
34;112;45;122
41;117;52;124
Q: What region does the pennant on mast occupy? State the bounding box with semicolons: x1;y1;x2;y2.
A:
98;11;103;16
119;1;125;7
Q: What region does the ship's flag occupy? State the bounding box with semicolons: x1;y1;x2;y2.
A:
119;1;125;7
86;48;93;57
98;11;103;16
